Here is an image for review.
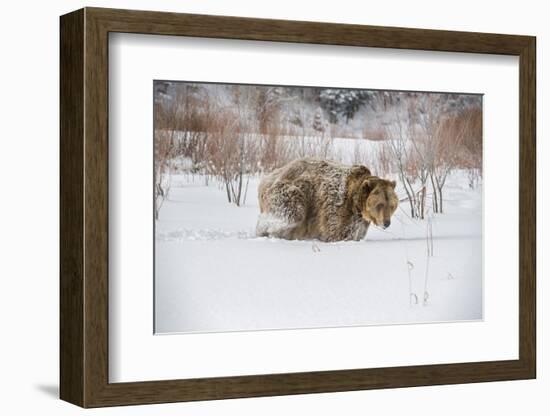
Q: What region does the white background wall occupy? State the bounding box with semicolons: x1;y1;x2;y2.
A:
0;0;545;414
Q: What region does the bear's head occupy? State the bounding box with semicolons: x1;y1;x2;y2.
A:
356;177;399;229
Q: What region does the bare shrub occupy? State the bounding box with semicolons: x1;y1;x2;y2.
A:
378;93;482;217
382;96;430;219
374;143;392;177
287;122;335;161
426;106;482;212
202;86;262;206
458;108;483;188
259;118;292;172
154;83;482;216
352;140;367;165
153;128;176;220
363;125;387;141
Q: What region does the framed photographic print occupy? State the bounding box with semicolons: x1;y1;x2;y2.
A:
60;7;536;408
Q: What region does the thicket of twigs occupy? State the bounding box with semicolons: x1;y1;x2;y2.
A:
380;93;482;218
154;84;482;219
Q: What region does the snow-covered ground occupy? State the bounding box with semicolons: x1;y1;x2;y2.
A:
155;166;482;334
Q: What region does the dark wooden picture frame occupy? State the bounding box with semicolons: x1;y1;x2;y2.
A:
60;7;536;408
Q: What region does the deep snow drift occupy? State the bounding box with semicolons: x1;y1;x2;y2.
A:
154;164;482;334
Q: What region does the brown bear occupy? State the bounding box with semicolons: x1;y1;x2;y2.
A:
256;158;398;242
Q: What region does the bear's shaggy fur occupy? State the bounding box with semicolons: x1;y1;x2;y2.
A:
256;158;398;242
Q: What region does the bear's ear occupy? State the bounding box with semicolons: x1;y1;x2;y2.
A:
390;180;397;189
351;165;371;178
362;178;374;195
353;179;372;212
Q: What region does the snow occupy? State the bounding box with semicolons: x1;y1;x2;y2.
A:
255;212;299;237
155;161;482;334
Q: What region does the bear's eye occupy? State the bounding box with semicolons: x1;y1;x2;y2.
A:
376;203;384;211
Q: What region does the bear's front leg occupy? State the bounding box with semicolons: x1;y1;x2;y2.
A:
351;220;370;241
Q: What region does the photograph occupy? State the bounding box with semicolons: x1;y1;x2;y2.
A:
153;80;483;334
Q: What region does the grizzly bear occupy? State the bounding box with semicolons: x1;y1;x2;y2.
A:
256;158;398;242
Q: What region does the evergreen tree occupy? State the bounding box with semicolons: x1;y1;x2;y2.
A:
319;89;370;124
312;107;325;132
319;89;341;124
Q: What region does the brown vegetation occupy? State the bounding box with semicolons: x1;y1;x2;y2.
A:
154;83;483;220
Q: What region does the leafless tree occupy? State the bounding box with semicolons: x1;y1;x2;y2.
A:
383;95;429;219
